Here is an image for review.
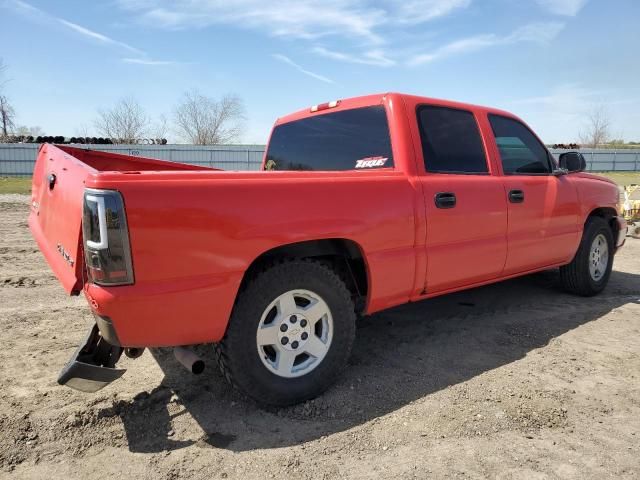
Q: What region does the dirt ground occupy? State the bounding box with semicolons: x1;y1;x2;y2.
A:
1;194;638;480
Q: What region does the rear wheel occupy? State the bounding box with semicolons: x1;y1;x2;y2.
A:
559;216;614;296
214;260;356;406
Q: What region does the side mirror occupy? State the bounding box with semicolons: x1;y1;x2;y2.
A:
558;151;586;173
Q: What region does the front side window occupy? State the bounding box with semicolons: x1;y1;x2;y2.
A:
417;105;488;174
264;105;393;171
488;114;552;175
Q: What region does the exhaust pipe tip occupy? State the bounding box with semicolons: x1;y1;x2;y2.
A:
191;359;205;375
125;347;145;359
173;347;205;375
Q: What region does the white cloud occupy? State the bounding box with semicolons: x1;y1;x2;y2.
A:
536;0;587;16
511;84;602;108
2;0;144;55
123;1;386;44
505;21;566;43
122;58;181;66
272;54;335;84
116;0;473;44
113;0;473;71
408;22;565;66
313;46;396;67
394;0;472;24
58;19;143;55
505;84;607;142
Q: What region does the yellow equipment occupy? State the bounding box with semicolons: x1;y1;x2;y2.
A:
622;185;640;238
622;185;640;222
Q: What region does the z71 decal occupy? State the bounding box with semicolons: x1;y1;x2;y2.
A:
355;156;388;169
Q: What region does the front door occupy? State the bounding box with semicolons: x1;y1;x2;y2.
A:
487;114;580;275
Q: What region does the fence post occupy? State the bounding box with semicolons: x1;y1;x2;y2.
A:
613;150;617;171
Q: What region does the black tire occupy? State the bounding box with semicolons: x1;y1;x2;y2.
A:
559;216;614;296
214;259;356;407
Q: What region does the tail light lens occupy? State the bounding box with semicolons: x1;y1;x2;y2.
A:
82;189;134;286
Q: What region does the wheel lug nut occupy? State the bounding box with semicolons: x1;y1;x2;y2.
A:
291;341;299;349
301;332;308;340
290;315;297;323
281;337;289;345
280;324;288;332
300;319;307;327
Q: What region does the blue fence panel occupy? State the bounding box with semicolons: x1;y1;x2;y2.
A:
0;144;266;175
1;144;639;176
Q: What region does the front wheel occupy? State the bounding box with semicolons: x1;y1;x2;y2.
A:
214;260;356;407
559;216;614;296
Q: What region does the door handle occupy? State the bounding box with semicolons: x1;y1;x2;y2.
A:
434;192;456;209
508;189;525;203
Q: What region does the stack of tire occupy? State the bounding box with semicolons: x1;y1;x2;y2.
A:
1;136;168;145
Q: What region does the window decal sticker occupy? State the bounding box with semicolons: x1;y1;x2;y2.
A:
355;156;388;169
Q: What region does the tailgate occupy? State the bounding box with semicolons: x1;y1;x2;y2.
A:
28;144;93;294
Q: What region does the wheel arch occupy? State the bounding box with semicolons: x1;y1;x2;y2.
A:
585;206;620;241
237;238;370;314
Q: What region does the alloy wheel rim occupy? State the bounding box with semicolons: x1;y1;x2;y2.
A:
256;289;333;378
588;233;609;281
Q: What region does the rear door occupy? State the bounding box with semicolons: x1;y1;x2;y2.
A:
28;144;91;294
413;104;508;293
486;114;580;274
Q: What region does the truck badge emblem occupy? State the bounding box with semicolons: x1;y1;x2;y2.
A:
57;243;74;267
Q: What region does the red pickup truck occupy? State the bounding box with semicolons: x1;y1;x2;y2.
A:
29;93;626;406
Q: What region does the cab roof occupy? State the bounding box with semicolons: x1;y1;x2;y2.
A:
274;92;521;126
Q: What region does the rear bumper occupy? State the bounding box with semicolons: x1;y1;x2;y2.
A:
84;271;243;347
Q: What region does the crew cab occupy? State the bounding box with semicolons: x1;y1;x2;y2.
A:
29;93;626;406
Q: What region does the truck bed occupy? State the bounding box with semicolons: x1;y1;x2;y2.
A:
56;145;217;172
28;144;217;295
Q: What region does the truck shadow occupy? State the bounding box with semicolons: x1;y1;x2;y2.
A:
118;268;640;453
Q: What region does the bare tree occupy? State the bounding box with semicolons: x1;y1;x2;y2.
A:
13;125;44;137
0;95;15;140
14;125;43;137
94;97;150;143
74;123;93;138
174;90;245;145
150;113;169;141
579;107;611;148
30;125;44;137
0;59;16;141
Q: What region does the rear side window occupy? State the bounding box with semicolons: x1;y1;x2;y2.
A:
417;105;488;174
264;106;393;171
488;114;552;175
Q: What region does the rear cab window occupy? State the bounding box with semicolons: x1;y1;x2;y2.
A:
264;105;393;171
488;114;553;175
417;105;489;174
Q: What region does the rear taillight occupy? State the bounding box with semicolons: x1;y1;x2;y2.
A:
82;189;134;286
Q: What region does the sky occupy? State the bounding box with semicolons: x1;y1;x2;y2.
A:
1;0;639;144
